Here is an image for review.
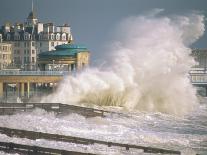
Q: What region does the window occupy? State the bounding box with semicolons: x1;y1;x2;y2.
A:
24;57;27;63
39;34;42;40
24;42;27;47
40;42;42;47
51;34;54;40
24;50;27;54
27;50;30;54
51;42;54;47
62;36;66;40
32;42;35;46
24;35;28;40
56;34;60;40
7;34;10;40
62;34;66;41
32;57;35;63
14;34;20;40
32;50;35;54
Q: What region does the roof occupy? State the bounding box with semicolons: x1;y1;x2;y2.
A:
55;44;87;50
38;44;89;58
27;11;37;19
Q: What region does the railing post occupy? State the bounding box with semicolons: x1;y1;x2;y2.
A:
21;83;25;97
27;82;30;99
0;82;3;98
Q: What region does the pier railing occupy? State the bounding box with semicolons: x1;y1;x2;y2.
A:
0;103;105;117
189;68;207;84
0;70;70;76
0;126;181;155
0;141;95;155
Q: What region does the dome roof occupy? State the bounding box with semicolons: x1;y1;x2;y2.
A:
55;44;87;50
38;44;89;59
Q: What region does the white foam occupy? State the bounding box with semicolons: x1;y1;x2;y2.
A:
41;12;205;116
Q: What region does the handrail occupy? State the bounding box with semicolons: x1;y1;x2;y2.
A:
0;141;95;155
0;103;105;117
0;126;181;154
0;71;70;76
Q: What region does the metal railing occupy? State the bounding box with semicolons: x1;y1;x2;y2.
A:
0;126;181;155
0;70;71;76
189;68;207;84
0;141;95;155
0;103;105;117
190;75;207;84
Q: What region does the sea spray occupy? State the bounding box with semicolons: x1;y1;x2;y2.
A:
41;12;205;116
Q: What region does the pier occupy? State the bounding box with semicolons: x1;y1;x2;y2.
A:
189;68;207;96
0;70;71;100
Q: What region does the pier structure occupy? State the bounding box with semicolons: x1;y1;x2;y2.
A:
0;71;68;100
189;68;207;96
0;43;90;101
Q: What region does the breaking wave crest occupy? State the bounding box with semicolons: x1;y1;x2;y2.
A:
41;12;205;116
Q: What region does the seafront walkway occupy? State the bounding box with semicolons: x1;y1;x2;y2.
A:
0;68;206;100
0;70;72;99
189;68;207;85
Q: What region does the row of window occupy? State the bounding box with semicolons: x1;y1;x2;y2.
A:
39;33;67;41
0;54;11;59
24;56;35;63
14;41;63;48
24;49;35;55
0;45;11;51
14;49;36;55
8;34;36;41
14;56;35;63
7;33;69;41
15;42;35;47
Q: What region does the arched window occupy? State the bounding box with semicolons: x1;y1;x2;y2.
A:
56;33;60;40
50;33;54;40
61;33;66;41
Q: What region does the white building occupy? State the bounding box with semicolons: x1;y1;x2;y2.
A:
0;9;73;70
0;36;12;70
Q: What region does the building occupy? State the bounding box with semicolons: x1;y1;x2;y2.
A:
0;8;73;70
0;35;12;70
192;49;207;68
38;43;90;71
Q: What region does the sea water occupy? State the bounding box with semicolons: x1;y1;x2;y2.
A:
42;11;204;116
0;103;206;154
1;11;207;155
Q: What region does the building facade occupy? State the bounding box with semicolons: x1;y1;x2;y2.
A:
192;49;207;68
0;36;12;70
38;44;90;71
0;10;73;70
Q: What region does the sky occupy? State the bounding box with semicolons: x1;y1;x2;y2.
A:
0;0;207;63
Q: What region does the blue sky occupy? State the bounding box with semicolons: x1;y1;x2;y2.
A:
0;0;207;62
